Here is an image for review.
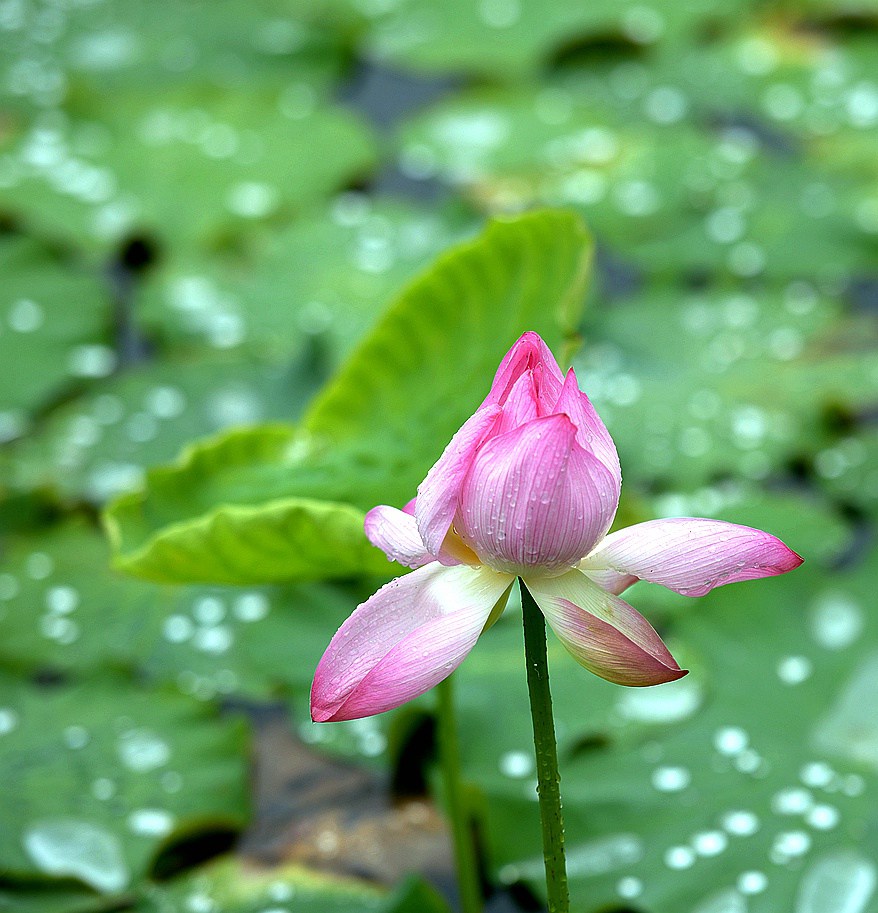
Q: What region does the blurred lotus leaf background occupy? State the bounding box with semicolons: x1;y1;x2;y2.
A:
1;1;878;912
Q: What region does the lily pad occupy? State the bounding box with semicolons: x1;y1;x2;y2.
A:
303;0;748;81
0;518;368;703
103;210;593;584
135;196;476;363
2;354;321;506
0;235;111;439
451;487;850;798
478;551;878;911
0;85;377;253
0;675;250;894
397;81;873;281
575;284;878;489
0;0;348;114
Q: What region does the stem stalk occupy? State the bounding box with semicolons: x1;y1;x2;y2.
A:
520;579;570;913
437;674;483;913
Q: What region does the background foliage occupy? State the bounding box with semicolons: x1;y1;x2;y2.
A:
1;1;877;911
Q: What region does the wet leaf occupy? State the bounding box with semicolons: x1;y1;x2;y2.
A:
576;285;878;489
0;85;377;253
103;209;593;584
397;81;874;281
0;236;111;438
477;552;878;911
0;675;249;894
0;518;366;701
135;197;476;363
1;355;319;506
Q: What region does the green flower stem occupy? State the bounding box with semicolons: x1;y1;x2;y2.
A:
520;580;570;913
436;674;483;913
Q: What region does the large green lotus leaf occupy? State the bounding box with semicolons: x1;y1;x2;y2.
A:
103;210;593;584
451;489;849;789
397;82;872;281
136;859;451;913
574;284;878;490
0;675;250;894
135;197;476;363
300;0;747;81
581;25;878;148
0;0;346;116
0;519;367;707
1;353;320;506
0;236;111;438
137;580;359;701
0;84;376;253
0;519;166;675
478;548;878;912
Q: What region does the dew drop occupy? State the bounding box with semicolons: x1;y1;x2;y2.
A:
714;726;748;755
772;787;814;815
738;870;768;894
692;887;747;913
651;765;690;792
734;748;763;774
161;770;183;793
128;808;174;837
192;624;233;654
23;819;129;893
8;298;44;332
721;810;760;837
117;728;171;772
26;552;53;580
233;591;269;622
144;385;186;419
617;676;702;723
0;707;18;734
45;585;79;615
693;830;728;857
810;592;863;650
778;655;813;685
91;778;116;801
193;595;225;626
665;845;696;869
163;614;194;643
499;750;534;779
772;830;811;863
617;875;643;899
800;761;834;789
806;804;840;831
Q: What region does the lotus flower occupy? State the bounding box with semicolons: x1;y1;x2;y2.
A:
311;332;802;722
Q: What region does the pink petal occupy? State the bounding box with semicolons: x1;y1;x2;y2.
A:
311;564;514;722
364;505;435;569
456;414;619;574
415;404;502;558
579;566;638;596
482;332;564;412
495;370;541;435
524;570;686;687
554;368;621;491
581;518;803;597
